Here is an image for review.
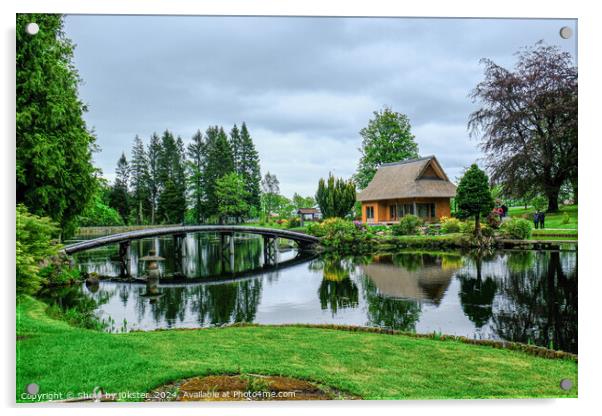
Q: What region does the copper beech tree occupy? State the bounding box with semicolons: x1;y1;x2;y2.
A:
469;42;577;212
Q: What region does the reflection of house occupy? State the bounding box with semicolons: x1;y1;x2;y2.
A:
359;260;457;305
357;156;456;224
297;208;320;226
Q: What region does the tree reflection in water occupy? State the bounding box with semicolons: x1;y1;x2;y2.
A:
457;254;498;328
493;251;577;352
317;257;359;314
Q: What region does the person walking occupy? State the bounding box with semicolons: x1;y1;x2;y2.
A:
539;211;545;229
533;211;540;229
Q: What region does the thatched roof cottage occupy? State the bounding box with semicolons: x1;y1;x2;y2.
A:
357;156;456;223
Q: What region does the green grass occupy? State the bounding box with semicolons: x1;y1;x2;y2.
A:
508;204;578;230
16;296;577;401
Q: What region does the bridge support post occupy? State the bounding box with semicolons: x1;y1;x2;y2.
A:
118;241;131;277
263;235;278;266
172;233;186;276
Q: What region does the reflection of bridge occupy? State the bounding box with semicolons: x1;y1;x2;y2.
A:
63;226;321;277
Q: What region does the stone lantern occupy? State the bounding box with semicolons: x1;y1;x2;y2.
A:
140;249;165;299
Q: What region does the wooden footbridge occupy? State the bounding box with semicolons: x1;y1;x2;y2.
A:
63;225;320;277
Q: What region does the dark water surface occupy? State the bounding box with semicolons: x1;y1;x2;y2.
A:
49;233;577;353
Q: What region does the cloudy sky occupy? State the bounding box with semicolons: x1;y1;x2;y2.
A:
63;15;577;198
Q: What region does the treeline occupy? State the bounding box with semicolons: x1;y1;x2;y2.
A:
106;123;262;225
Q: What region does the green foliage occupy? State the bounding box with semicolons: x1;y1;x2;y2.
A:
16;205;61;294
76;192;124;227
501;218;533;240
287;217;301;228
292;193;316;210
306;218;374;253
109;152;130;222
260;172;280;220
455;164;494;235
315;173;356;219
215;172;250;222
130;135;152;224
235;123;262;211
354;107;419;189
156;131;187;223
440;216;462;233
531;195;547;212
391;215;423;236
16;14;98;234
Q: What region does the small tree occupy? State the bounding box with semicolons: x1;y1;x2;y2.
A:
215;173;250;224
455;164;494;238
315;173;356;219
261;172;280;221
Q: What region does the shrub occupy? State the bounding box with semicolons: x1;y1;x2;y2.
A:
307;217;374;253
501;218;533;240
486;211;502;229
440;216;462;233
287;217;301;228
391;215;423;236
16;205;61;295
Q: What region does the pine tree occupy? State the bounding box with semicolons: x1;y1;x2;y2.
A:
204;126;234;219
455;164;495;238
156;130;187;223
229;124;243;171
130;135;151;224
17;14;98;235
187;130;206;224
238;122;262;210
147;133;161;224
109;153;130;223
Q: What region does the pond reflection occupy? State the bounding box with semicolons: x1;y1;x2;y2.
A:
50;235;577;352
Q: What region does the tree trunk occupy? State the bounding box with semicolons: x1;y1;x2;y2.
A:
546;188;560;213
474;212;481;238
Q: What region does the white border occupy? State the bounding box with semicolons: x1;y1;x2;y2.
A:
2;1;600;416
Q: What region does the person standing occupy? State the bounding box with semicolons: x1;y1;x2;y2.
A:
533;211;540;229
539;211;545;229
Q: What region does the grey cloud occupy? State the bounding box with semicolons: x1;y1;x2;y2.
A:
64;15;577;197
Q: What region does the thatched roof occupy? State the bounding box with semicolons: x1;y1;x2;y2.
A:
357;156;456;202
297;208;319;214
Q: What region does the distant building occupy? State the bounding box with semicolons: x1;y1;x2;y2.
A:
297;208;320;226
357;156;456;224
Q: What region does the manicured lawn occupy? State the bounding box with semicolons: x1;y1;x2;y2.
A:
17;296;577;401
508;204;578;230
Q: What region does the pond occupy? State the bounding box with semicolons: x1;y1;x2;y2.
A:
45;233;577;353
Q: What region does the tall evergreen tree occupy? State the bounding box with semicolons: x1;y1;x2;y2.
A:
204;126;234;219
130;135;151;224
455;164;495;238
17;14;98;235
315;173;356;219
237;122;262;210
229;124;243;171
187;130;206;224
156;130;187;223
147;133;161;224
109;153;130;222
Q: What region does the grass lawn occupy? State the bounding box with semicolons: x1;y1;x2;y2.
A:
508;204;578;230
17;296;577;402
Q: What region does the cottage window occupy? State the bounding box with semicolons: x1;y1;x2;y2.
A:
417;203;435;219
366;206;374;220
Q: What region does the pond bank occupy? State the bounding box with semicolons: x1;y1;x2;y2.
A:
17;296;577;401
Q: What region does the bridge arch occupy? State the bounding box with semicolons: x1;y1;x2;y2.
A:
63;225;320;255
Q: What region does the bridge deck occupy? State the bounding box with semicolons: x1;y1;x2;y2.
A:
63;225;320;255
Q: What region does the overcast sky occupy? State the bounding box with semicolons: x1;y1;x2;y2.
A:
63;15;577;198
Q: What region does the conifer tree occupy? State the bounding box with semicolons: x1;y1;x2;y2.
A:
130;135;151;224
109;153;130;222
147;133;161;224
455;164;495;237
187;130;206;223
203;126;234;219
315;173;356;219
17;14;97;235
229;124;243;171
156;130;187;223
238;122;262;210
